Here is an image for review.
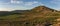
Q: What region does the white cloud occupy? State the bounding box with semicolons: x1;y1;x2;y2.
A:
11;0;19;4
0;0;39;6
33;1;38;4
10;0;23;4
39;2;44;6
25;1;39;6
0;0;44;11
0;0;24;4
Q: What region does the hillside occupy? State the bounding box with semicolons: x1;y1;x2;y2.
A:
0;6;60;26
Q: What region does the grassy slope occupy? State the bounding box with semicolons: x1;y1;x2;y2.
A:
0;12;59;26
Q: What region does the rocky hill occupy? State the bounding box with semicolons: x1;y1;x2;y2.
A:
32;6;57;12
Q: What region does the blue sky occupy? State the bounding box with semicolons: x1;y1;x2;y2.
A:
0;0;60;11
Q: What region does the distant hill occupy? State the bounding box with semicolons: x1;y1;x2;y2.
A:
0;10;29;16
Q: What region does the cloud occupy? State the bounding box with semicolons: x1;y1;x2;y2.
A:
0;0;24;5
0;1;9;5
50;0;60;5
25;1;39;6
10;0;24;4
0;0;43;6
11;0;19;4
50;0;60;10
0;0;44;11
11;0;39;6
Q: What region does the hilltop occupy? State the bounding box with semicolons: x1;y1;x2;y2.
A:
32;6;57;12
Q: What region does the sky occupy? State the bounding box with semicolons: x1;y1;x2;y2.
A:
0;0;60;11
